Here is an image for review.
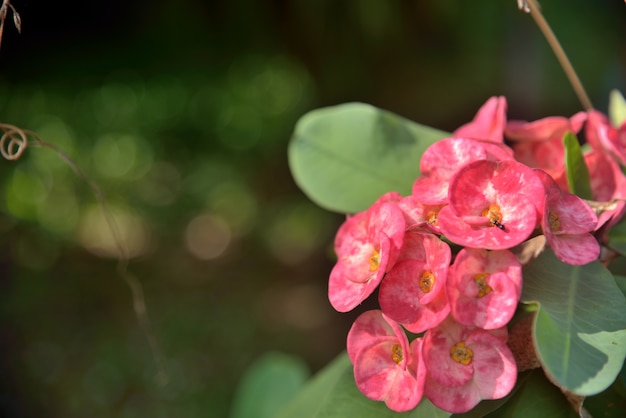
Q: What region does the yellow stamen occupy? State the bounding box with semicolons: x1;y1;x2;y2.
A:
450;342;473;365
420;271;436;293
474;273;492;297
391;343;403;365
426;211;439;226
369;249;380;272
548;211;561;232
482;204;504;229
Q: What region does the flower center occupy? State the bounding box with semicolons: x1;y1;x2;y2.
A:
482;204;505;230
369;249;381;272
426;210;439;226
420;270;436;293
450;342;473;365
473;273;492;297
391;343;403;365
548;211;561;232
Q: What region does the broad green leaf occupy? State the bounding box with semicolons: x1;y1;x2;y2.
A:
522;250;626;395
483;369;578;418
276;351;451;418
607;217;626;257
584;375;626;418
563;131;593;200
230;352;310;418
289;103;449;214
609;89;626;128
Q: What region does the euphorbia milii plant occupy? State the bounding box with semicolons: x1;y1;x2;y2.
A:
286;2;626;416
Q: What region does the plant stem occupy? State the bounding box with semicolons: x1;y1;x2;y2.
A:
525;0;593;111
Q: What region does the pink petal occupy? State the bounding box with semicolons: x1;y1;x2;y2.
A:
438;160;542;249
354;339;423;412
422;321;474;387
328;234;391;312
448;248;522;329
347;310;404;363
547;233;600;265
401;289;450;334
424;374;481;413
505;112;586;142
466;329;517;399
453;96;508;143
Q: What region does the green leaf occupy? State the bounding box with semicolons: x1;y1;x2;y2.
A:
562;131;593;200
276;352;451;418
584;375;626;418
230;352;310;418
288;103;449;214
609;89;626;128
483;369;578;418
521;250;626;396
607;218;626;257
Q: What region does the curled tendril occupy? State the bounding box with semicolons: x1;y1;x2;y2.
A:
0;124;28;160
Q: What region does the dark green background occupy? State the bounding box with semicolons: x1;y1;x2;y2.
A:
0;0;624;416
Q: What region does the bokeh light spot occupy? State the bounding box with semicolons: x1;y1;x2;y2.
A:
206;181;257;236
184;213;231;260
77;205;150;259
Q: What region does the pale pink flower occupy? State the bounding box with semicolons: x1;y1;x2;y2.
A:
447;248;522;329
378;231;451;331
535;169;599;265
412;137;514;205
437;159;543;249
329;201;406;312
347;310;426;412
422;317;517;413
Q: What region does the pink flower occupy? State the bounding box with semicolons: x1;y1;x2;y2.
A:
447;248;522;329
586;110;626;166
378;231;451;331
453;96;508;143
422;317;517;413
329;201;406;312
505;112;587;177
534;169;599;265
412;138;514;205
347;310;426;412
553;150;626;231
437;159;544;249
396;195;445;234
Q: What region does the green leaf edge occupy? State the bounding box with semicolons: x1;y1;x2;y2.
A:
563;131;593;200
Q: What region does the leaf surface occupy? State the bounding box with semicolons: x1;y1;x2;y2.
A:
522;250;626;395
289;103;449;213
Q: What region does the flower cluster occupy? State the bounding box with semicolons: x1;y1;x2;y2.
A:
331;96;626;413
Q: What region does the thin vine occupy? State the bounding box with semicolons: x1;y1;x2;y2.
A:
0;123;169;386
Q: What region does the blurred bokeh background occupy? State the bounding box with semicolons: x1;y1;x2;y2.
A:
0;0;623;416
